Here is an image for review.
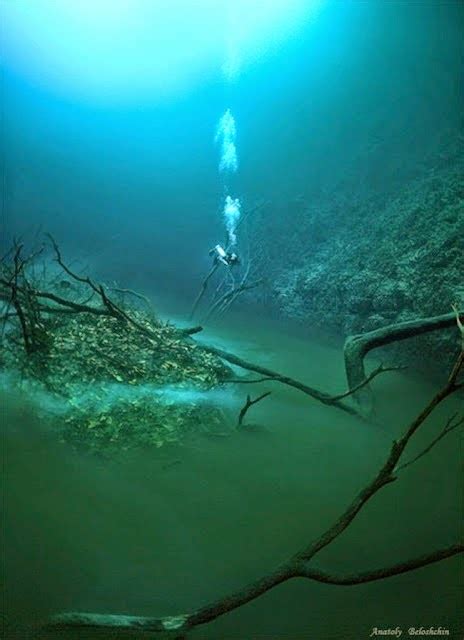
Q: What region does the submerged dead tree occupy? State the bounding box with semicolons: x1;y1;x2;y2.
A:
2;237;460;422
1;237;393;419
189;201;267;322
1;236;463;636
237;390;271;428
344;308;464;407
0;235;166;347
1;238;235;453
0;242;47;354
202;343;362;415
44;350;464;638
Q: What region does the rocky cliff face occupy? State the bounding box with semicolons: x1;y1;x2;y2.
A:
250;134;463;373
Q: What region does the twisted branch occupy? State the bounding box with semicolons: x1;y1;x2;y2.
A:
298;544;463;584
44;352;464;637
397;412;464;472
344;310;464;407
201;343;360;416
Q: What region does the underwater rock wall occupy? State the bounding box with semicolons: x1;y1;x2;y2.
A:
253;134;464;373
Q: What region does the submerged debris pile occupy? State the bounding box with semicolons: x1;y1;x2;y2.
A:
0;241;231;453
14;311;228;390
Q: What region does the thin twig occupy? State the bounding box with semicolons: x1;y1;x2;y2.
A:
222;376;277;385
189;201;267;320
237;391;271;427
397;412;464;471
111;287;156;314
330;364;406;401
298;544;464;584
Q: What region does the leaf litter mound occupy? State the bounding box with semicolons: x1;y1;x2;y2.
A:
3;306;232;455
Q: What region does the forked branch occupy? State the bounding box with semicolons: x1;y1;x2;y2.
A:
343;309;463;407
44;352;464;638
237;391;271;427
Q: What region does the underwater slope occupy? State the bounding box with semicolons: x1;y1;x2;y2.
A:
262;137;463;371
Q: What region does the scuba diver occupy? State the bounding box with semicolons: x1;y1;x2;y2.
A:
209;244;240;267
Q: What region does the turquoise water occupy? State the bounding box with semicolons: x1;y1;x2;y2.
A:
3;308;462;639
1;1;463;637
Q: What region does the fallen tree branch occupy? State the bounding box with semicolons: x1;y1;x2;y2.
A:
201;251;262;322
328;363;405;401
47;234;128;321
45;612;188;637
189;263;220;321
178;325;203;337
343;310;464;406
45;236;177;343
43;353;464;638
189;201;267;321
237;391;271;427
3;243;45;354
34;290;109;315
200;343;360;416
44;541;464;637
110;286;156;315
0;312;17;321
451;302;464;350
221;376;277;384
397;412;464;472
10;245;33;353
298;544;464;585
3;239;196;360
212;358;405;404
204;278;263;323
2;281;108;317
0;305;91;323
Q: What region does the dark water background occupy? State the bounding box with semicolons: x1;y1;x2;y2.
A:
1;1;463;638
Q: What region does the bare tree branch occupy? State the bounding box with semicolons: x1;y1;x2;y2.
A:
397;412;464;472
344;310;464;407
189;201;268;321
203;278;262;323
328;363;405;401
178;325;203;337
298;544;464;585
111;286;156;315
237;391;271;427
221;376;277;384
189;262;220;321
43;352;464;637
201;343;360;416
45;235;171;341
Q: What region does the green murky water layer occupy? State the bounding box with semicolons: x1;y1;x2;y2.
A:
2;308;462;639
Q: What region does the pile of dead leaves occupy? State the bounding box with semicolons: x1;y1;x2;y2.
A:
2;307;232;454
35;311;230;392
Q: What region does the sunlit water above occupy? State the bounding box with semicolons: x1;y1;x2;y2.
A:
0;0;323;103
1;3;462;636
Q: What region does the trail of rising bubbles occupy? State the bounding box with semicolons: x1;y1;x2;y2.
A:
215;9;242;249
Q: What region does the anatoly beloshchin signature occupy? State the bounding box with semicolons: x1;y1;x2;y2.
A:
369;627;450;637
